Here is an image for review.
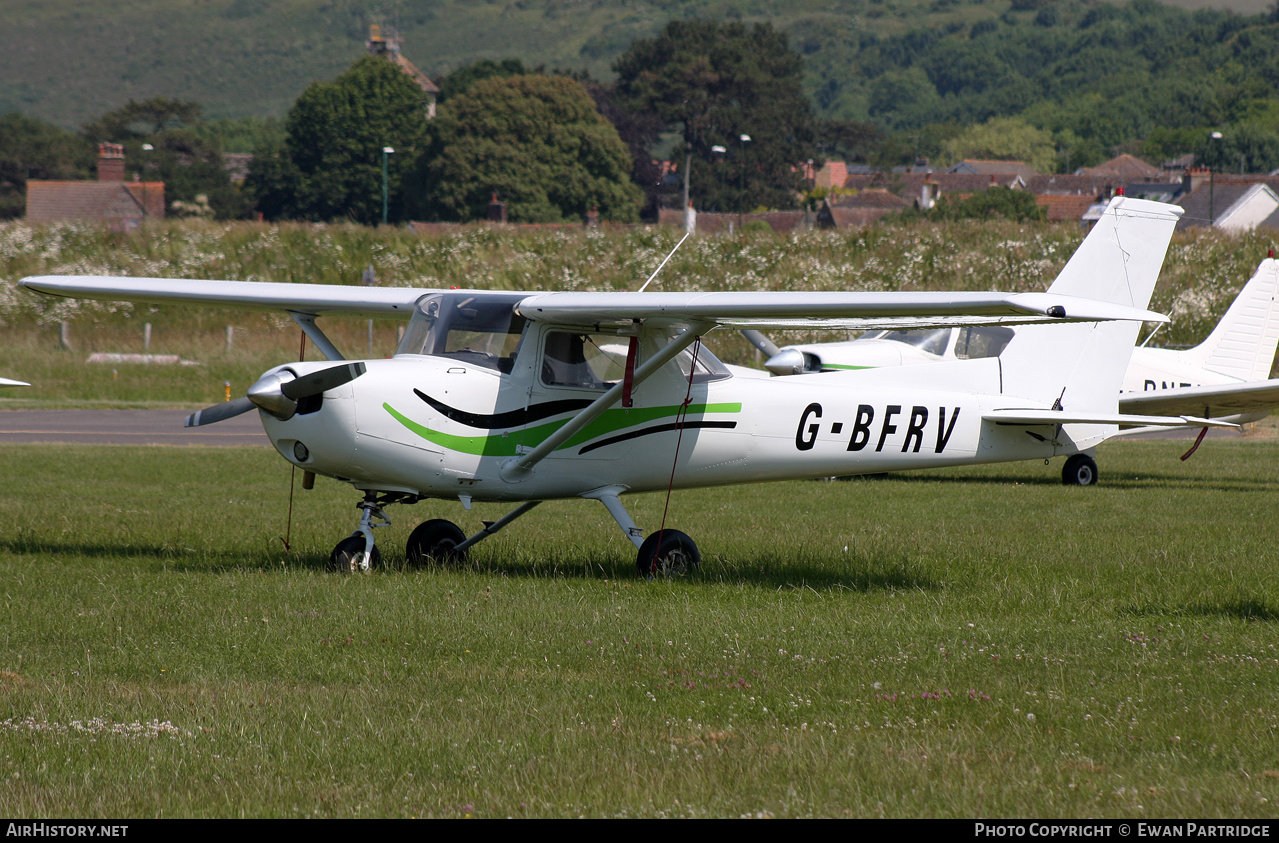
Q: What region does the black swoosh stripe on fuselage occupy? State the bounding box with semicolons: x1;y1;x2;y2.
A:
415;389;593;430
577;421;738;455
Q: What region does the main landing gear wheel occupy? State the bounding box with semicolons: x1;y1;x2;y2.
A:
636;529;700;577
329;534;382;573
1061;453;1099;486
406;519;468;566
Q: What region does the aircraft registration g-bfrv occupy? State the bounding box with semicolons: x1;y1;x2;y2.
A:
19;197;1224;575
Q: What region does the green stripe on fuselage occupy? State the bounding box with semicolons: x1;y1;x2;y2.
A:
384;401;742;457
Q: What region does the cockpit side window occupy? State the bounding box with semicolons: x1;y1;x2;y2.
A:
396;293;527;373
955;326;1015;359
541;331;627;389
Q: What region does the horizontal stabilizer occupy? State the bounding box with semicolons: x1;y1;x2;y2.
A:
1119;378;1279;418
983;408;1239;429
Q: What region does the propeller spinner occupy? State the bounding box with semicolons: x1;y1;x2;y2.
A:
185;362;366;427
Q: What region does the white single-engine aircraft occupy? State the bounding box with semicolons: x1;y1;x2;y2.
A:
20;197;1225;574
750;256;1279;485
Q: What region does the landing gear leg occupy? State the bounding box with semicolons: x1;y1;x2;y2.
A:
328;492;400;572
583;486;700;578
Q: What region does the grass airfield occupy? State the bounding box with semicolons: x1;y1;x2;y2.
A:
1;432;1277;818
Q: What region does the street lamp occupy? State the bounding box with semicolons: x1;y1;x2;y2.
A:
1208;132;1222;227
381;146;395;225
737;134;751;228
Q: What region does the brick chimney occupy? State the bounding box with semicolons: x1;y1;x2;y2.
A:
97;143;125;182
1184;166;1211;195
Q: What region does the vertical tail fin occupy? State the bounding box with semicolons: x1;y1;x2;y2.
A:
1183;258;1279;382
999;197;1182;411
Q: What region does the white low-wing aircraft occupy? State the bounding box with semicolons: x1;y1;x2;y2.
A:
20;197;1221;573
752;255;1279;485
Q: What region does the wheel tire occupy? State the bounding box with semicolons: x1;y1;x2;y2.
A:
636;529;700;577
329;534;381;573
1061;453;1099;486
406;519;468;566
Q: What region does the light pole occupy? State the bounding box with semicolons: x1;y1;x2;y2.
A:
738;134;751;229
1208;132;1222;227
381;146;395;225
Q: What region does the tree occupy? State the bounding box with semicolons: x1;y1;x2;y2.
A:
0;112;93;219
81;97;249;219
410;74;642;224
899;186;1046;223
941;117;1058;172
247;55;430;224
81;97;204;143
613;20;816;213
436;59;531;104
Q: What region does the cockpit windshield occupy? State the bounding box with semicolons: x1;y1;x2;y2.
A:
864;328;952;356
396;292;528;373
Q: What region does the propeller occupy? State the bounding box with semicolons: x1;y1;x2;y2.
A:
740;329;780;358
185;361;366;428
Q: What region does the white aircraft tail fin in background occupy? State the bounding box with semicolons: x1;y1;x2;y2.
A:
998;197;1182;411
1182;258;1279;382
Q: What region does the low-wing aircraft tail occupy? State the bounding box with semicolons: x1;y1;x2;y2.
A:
997;197;1182;412
1178;257;1279;382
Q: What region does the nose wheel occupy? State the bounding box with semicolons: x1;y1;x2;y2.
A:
327;492;401;573
329;534;383;572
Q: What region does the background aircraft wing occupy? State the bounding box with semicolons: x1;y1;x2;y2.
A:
1118;379;1279;418
19;275;428;318
514;291;1167;331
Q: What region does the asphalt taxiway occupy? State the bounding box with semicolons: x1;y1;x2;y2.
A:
0;409;270;446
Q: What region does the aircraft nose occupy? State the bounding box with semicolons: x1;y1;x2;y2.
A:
247;370;298;419
248;361;368;420
764;348;809;375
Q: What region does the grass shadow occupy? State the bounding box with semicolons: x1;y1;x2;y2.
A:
0;535;258;569
2;530;947;593
1122;598;1279;622
863;470;1279;493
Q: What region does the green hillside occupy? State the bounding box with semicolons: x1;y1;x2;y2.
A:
2;0;1271;132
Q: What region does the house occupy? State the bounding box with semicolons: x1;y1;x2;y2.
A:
1176;179;1279;231
817;188;909;228
25;143;164;227
367;24;439;118
1076;153;1165;182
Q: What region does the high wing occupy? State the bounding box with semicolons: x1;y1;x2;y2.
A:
513;291;1168;331
1117;378;1279;418
19;276;1166;332
0;378;30;388
18;276;424;318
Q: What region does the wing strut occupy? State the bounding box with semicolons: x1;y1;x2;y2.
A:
500;322;710;482
289;312;345;361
